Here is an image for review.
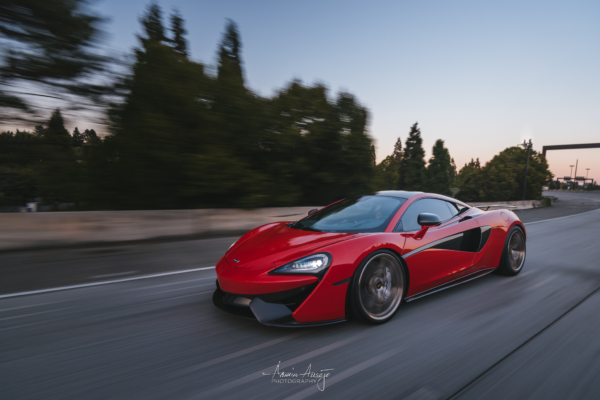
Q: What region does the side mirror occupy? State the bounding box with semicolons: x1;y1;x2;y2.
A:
308;208;319;216
417;213;441;227
413;213;441;240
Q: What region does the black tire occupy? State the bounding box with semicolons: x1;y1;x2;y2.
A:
496;226;526;276
349;250;406;324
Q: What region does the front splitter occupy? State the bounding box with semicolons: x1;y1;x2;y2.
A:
212;286;345;328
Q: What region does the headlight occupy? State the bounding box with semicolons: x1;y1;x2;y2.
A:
270;253;331;275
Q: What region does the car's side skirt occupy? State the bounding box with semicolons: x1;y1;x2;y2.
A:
404;267;496;302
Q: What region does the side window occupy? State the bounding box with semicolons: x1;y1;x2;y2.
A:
398;198;454;231
446;201;460;217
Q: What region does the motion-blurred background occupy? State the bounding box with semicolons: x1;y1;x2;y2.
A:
1;0;598;212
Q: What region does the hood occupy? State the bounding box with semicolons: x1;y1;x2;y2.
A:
226;222;357;269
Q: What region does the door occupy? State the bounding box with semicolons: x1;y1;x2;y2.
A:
397;198;479;296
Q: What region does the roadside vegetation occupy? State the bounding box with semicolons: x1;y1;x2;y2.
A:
0;1;554;211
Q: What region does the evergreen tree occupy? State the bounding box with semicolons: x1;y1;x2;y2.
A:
37;110;79;203
139;2;166;44
0;0;109;118
217;19;244;86
426;139;452;195
0;129;42;206
170;9;188;56
398;123;426;191
374;155;399;190
450;157;457;181
455;162;483;201
83;129;100;145
335;92;374;198
110;5;208;209
72;127;84;147
392;137;403;163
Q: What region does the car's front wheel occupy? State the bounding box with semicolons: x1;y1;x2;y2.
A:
350;250;405;324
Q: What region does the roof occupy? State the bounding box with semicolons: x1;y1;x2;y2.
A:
375;190;423;199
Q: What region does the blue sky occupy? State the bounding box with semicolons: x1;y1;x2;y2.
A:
91;0;600;182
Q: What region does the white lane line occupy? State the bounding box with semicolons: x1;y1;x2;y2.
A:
0;321;44;333
164;290;214;301
0;307;71;321
193;334;363;399
0;300;66;313
177;332;308;375
524;207;600;225
3;206;593;301
139;283;215;296
90;271;138;279
131;276;216;291
0;266;216;300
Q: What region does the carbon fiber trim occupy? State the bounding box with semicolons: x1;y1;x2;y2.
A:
403;233;464;258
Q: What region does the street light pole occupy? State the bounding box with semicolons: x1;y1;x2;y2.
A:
569;164;575;190
521;139;533;200
586;168;590;189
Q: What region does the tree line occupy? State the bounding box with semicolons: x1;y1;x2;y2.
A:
0;2;553;210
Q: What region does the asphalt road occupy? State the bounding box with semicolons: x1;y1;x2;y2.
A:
2;191;600;399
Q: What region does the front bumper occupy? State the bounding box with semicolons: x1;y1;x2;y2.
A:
212;280;345;327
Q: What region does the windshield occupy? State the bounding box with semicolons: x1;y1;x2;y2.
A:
292;195;406;233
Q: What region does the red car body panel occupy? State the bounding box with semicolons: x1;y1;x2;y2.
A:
213;191;526;326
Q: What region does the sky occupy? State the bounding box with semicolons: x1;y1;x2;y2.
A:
59;0;600;182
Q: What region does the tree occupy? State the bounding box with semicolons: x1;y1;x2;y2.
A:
109;4;208;209
392;137;403;163
0;0;109;119
455;160;483;201
217;19;244;87
374;155;399;190
0;129;43;206
139;2;166;44
426;139;453;195
170;9;188;56
398;123;426;191
36;109;79;204
72;127;84;147
456;147;552;202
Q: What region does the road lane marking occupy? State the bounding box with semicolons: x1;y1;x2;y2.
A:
163;290;214;301
3;206;596;301
0;266;216;300
0;321;45;333
524;207;600;226
0;307;71;321
139;283;215;296
90;271;138;279
177;332;308;375
131;276;216;291
192;334;363;399
0;300;66;312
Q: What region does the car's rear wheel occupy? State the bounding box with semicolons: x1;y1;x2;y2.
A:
350;250;405;324
496;226;526;276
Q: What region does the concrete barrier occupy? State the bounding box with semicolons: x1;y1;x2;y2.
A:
0;199;546;251
469;200;543;210
0;207;318;251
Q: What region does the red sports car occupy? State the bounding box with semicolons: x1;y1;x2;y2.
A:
213;191;526;326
